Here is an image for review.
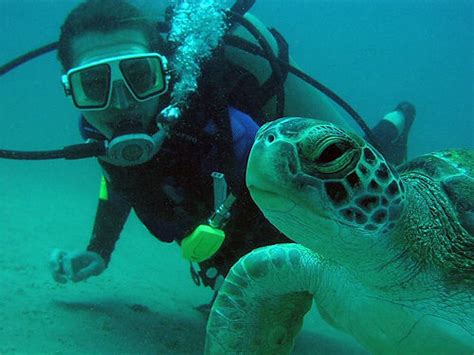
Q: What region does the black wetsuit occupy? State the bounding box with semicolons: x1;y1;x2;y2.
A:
81;105;289;289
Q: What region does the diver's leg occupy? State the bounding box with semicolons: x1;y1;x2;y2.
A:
371;102;416;165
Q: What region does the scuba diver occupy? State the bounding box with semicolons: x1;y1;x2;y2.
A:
1;0;415;298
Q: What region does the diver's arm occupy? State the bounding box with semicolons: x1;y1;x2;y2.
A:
49;178;130;284
86;178;131;265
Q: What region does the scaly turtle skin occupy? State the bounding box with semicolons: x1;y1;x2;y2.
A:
205;117;474;354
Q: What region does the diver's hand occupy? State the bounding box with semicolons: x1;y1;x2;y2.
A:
49;249;106;283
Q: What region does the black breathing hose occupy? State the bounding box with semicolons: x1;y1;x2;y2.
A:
0;42;58;76
0;141;106;160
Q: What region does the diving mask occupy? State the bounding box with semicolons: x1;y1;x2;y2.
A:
62;52;169;110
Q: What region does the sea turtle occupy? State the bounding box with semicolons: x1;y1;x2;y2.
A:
205;117;474;354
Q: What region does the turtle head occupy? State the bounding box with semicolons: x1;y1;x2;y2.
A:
246;117;406;248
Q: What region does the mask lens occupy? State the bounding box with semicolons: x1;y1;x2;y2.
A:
69;64;110;108
120;56;166;100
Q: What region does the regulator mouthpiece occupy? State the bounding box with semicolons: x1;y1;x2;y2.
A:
104;133;155;166
101;126;168;167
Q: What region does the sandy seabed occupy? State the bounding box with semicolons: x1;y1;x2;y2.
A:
0;162;366;354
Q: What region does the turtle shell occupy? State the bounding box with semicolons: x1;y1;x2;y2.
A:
398;148;474;235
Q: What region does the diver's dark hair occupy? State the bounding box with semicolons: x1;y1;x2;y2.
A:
57;0;165;71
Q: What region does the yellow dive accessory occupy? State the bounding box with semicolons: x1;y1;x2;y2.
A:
181;225;225;262
99;175;109;201
181;172;236;262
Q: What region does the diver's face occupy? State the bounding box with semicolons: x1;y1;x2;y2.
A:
70;29;161;139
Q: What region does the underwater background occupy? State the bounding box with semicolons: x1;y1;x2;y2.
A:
0;0;472;353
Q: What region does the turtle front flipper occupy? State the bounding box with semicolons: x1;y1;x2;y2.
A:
205;243;321;354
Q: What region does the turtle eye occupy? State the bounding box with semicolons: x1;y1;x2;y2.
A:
312;138;359;175
316;141;352;164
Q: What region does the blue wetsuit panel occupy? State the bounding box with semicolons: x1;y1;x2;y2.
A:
227;107;259;192
229;107;259;160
